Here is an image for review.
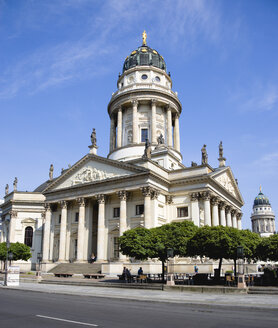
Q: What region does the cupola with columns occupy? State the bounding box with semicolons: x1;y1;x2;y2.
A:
107;31;182;168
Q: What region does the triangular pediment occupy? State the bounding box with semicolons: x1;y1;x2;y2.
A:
211;167;244;204
44;154;147;192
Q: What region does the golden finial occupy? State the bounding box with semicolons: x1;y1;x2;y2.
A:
142;30;147;46
260;185;262;193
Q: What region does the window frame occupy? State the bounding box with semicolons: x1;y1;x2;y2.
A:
177;206;189;218
113;207;120;218
136;204;144;216
24;226;33;248
141;128;148;142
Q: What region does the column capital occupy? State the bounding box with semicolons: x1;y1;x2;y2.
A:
141;186;153;197
225;205;231;213
117;190;129;201
165;103;171;110
44;202;52;211
190;192;199;202
9;210;17;218
151;190;159;200
200;191;211;201
77;197;86;207
132;99;138;106
174;113;179;119
231;209;237;216
60;200;68;209
41;212;46;220
151;98;157;105
219;201;226;210
166;195;173;204
236;212;242;220
117;106;122;113
96;194;106;204
211;197;220;206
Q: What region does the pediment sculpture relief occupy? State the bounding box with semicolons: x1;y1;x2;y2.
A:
71;167;120;186
215;173;236;196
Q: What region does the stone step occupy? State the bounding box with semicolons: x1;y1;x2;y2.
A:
49;263;102;275
248;287;278;295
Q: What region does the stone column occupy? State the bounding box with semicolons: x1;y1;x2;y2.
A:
211;197;219;226
237;213;242;230
226;206;232;227
151;99;157;144
42;204;52;262
219;202;226;226
117;191;128;261
173;114;180;152
96;194;106;262
8;211;17;243
117;107;122;148
132;99;138;143
190;193;199;227
58;201;68;262
166;105;173;147
201;192;211;226
151;190;159;227
141;187;152;228
231;210;237;228
109;116;115;152
77;198;86;262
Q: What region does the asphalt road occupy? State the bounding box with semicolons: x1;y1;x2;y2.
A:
0;289;277;328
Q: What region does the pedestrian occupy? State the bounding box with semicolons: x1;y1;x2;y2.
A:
126;268;132;283
194;264;198;273
138;267;143;276
90;253;96;263
122;267;127;282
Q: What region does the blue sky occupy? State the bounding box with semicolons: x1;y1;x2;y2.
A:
0;0;278;229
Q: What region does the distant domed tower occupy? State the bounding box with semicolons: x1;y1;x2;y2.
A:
251;187;275;237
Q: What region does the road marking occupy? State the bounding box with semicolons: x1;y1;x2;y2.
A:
36;315;98;326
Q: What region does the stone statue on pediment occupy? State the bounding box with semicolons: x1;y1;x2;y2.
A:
157;133;165;145
143;139;152;159
49;164;54;180
13;177;18;191
5;184;9;195
219;141;223;158
91;128;97;147
201;145;208;165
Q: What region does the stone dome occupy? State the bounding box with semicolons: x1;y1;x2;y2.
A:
253;191;270;206
123;45;166;73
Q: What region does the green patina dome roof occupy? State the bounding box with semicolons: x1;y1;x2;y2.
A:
254;191;270;206
123;45;166;73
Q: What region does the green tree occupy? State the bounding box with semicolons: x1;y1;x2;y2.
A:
187;226;260;277
256;234;278;262
0;242;32;264
119;221;198;281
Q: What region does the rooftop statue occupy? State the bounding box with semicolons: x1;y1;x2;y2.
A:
201;144;208;165
142;30;147;46
157;133;165;145
13;177;18;191
91;128;97;147
143;139;151;159
5;184;9;195
49;164;54;180
219;141;224;158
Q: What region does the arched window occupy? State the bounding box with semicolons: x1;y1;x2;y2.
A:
24;226;33;247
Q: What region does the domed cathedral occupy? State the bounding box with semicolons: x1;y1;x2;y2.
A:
251;187;275;237
0;32;244;274
108;30;182;168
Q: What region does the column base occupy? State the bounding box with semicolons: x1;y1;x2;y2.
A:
57;260;69;263
75;260;88;264
95;259;108;264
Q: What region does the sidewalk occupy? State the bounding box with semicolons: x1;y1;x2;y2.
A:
1;281;278;310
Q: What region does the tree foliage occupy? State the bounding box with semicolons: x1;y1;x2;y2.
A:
256;234;278;262
0;242;32;262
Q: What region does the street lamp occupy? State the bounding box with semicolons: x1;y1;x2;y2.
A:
237;245;244;275
37;252;42;277
166;248;174;286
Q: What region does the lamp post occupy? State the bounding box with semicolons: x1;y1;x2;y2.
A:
36;252;42;278
166;248;174;285
4;241;10;286
236;245;246;288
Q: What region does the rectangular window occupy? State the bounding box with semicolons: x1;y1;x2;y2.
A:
113;207;120;218
58;214;61;224
141;129;148;142
136;204;144;215
114;237;119;258
75;212;79;222
177;207;188;218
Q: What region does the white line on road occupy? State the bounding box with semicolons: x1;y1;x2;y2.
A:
36;315;98;326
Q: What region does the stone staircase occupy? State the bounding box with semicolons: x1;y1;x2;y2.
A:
49;263;102;275
248;287;278;295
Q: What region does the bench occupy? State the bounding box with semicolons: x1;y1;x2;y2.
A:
54;273;73;278
83;274;105;279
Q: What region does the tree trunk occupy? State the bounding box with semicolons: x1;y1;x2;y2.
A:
234;259;237;276
162;259;165;284
217;258;223;279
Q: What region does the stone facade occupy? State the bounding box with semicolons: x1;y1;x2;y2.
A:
0;36;244;273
